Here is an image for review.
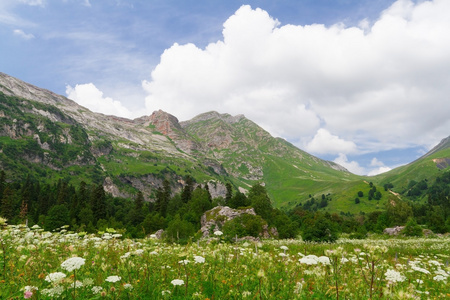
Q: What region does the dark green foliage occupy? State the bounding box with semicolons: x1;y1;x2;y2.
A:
248;183;273;220
91;184;107;223
357;191;363;197
386;197;413;226
383;183;394;191
402;217;423;237
355;198;360;204
186;187;212;227
45;204;70;231
302;214;339;242
225;183;232;203
271;210;299;239
164;214;196;244
222;214;265;239
0;186;14;220
181;175;195;203
228;191;249;209
155;179;171;217
129;191;145;226
141;213;166;235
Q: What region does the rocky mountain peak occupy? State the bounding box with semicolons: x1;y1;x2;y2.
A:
180;111;245;128
134;109;182;137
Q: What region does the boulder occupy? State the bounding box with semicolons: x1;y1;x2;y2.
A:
383;226;405;235
200;206;256;237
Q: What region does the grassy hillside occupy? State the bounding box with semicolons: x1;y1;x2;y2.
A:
373;147;450;199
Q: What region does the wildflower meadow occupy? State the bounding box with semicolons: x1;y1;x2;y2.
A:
1;223;449;299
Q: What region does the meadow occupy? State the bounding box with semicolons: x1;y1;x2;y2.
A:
1;222;449;299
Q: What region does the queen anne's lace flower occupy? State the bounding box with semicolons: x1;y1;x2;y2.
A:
299;255;319;265
171;279;184;286
61;257;85;272
194;255;205;263
45;272;67;284
385;269;406;283
105;275;121;283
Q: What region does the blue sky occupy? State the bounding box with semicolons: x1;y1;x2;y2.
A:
1;0;449;175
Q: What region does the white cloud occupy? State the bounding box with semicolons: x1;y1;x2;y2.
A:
66;83;134;118
367;157;392;175
306;129;357;155
142;0;450;155
333;154;365;175
13;29;34;39
367;166;392;176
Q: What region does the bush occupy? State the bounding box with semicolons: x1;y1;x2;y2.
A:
164;215;195;244
222;214;265;240
402;217;423;237
302;215;339;242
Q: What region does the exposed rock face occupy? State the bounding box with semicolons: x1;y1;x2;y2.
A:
139;110;199;154
383;226;405;235
433;158;450;170
200;206;256;237
205;181;227;199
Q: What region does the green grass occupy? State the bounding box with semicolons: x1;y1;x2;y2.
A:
1;224;449;299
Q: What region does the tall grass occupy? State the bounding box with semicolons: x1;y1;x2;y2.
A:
1;223;449;299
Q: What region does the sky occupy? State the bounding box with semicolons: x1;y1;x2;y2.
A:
1;0;449;176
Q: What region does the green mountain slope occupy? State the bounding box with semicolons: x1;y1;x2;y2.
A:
373;143;450;199
0;72;448;213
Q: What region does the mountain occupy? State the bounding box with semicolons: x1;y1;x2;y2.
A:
0;72;448;212
372;136;450;197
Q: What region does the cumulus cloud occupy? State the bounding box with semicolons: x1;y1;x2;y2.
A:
142;0;450;155
333;154;365;175
367;157;392;175
66;83;134;118
13;29;34;39
306;129;357;155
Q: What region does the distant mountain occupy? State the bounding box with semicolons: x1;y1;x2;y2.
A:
373;136;450;197
0;72;448;212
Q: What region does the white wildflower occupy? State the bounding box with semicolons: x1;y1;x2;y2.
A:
171;279;184;286
433;275;446;282
92;286;103;294
317;256;331;265
299;255;319;265
385;269;406;283
45;272;67;284
194;255;205;263
23;286;38;292
105;275;121;283
41;286;64;297
179;259;190;265
214;230;223;236
61;257;85;272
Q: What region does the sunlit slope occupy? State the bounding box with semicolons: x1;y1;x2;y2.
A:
373;146;450;196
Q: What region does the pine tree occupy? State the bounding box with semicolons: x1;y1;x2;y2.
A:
1;186;15;221
225;183;233;203
155;179;171;217
0;170;6;201
91;184;107;223
181;176;194;203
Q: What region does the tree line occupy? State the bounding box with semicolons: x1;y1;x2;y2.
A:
1;170;449;243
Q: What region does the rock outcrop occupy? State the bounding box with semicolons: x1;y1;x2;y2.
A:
200;206;256;237
383;226;405;235
200;206;278;239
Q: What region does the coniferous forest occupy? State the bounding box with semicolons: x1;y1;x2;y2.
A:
1;169;449;242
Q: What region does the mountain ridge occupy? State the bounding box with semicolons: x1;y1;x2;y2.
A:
0;72;448;211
